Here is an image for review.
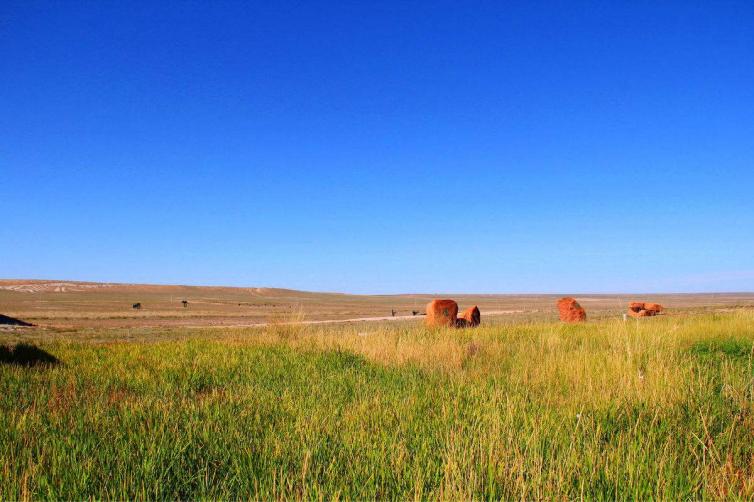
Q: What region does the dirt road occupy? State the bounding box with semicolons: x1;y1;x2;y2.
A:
192;309;527;329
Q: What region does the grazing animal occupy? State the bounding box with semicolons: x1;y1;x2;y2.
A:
557;297;586;323
181;300;188;308
412;310;419;316
425;299;458;327
460;306;481;327
132;303;141;310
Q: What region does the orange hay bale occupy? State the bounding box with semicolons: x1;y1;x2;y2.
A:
425;299;459;327
557;297;587;323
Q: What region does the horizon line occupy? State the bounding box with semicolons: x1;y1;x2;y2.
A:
1;277;752;297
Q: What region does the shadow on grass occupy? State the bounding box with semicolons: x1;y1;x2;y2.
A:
0;343;59;367
689;339;753;359
0;314;35;327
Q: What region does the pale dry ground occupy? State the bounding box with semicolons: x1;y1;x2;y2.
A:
1;279;753;332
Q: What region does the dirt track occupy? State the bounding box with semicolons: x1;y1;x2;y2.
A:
189;309;527;329
2;280;753;329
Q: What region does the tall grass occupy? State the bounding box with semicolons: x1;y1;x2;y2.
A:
1;312;753;499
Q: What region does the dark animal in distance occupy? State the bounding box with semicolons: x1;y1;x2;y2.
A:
132;303;141;310
181;300;188;308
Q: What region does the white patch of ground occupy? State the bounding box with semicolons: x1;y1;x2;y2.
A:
0;282;114;293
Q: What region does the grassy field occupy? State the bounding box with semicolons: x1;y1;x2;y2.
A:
2;311;754;499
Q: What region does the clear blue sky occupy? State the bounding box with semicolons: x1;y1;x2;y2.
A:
2;1;753;294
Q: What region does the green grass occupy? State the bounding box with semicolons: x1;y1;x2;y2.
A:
2;312;754;499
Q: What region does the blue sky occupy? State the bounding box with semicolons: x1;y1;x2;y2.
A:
2;1;753;294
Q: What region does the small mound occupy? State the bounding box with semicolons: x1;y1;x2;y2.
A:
0;314;34;327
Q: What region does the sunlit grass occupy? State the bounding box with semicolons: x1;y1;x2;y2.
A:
1;311;753;499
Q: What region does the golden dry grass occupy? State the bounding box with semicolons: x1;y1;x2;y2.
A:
2;306;754;499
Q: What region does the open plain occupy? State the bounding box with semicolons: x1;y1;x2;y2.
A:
5;0;753;498
2;279;753;330
2;280;754;498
